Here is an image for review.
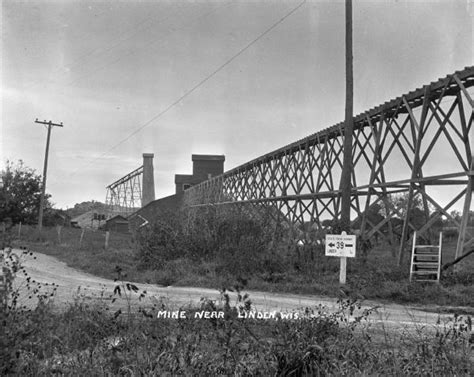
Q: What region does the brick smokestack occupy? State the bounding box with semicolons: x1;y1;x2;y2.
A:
142;153;155;207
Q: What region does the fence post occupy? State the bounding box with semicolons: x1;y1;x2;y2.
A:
79;228;85;248
0;253;5;312
105;231;110;250
56;225;62;244
18;222;22;238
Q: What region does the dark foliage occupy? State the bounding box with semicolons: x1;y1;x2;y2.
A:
1;160;51;225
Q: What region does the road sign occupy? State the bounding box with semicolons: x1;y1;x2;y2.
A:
325;233;356;258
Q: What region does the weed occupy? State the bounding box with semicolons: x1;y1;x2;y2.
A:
9;218;474;308
1;256;472;375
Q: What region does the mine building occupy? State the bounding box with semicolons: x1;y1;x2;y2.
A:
128;154;225;230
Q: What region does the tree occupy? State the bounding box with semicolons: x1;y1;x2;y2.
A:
0;160;52;225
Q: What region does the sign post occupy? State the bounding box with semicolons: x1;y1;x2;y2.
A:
325;231;356;284
340;256;347;285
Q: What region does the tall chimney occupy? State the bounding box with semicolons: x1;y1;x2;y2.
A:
142;153;155;207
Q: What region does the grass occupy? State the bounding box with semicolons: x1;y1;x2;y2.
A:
2;230;473;375
1;277;473;376
9;225;137;281
6;224;474;309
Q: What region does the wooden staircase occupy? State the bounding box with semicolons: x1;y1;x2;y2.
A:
410;232;442;283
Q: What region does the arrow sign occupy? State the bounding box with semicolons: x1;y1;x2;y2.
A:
325;234;356;258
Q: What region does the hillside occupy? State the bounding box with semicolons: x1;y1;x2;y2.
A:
65;201;108;218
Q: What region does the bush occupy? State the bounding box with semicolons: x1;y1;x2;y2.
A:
3;296;471;375
135;220;181;269
2;246;472;375
442;270;474;286
131;207;473;307
153;259;191;286
135;206;280;279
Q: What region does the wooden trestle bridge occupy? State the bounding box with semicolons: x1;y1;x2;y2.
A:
184;67;474;263
105;165;143;216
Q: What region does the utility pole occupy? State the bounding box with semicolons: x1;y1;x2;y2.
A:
35;119;63;234
339;0;354;232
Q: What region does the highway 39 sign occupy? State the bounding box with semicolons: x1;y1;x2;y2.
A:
325;233;356;258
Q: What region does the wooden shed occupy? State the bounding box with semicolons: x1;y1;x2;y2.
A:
105;215;130;233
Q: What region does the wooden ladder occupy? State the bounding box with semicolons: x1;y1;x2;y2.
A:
410;231;442;283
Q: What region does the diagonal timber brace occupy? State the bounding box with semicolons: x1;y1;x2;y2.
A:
184;67;474;264
105;165;143;217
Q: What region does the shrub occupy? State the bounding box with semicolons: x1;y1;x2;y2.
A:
135;220;180;269
134;206;282;279
442;270;474;286
153;259;191;286
2;248;472;375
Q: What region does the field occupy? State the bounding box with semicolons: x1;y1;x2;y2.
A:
2;223;473;375
6;223;474;309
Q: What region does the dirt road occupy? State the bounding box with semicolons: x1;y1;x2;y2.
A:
10;250;459;330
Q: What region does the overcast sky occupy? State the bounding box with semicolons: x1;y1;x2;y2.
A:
1;0;473;209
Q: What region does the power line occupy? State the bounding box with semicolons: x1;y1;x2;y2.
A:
71;0;306;176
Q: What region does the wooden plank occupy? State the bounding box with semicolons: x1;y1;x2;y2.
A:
455;158;474;264
428;102;469;171
453;73;474;108
357;171;470;190
456;91;472;163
